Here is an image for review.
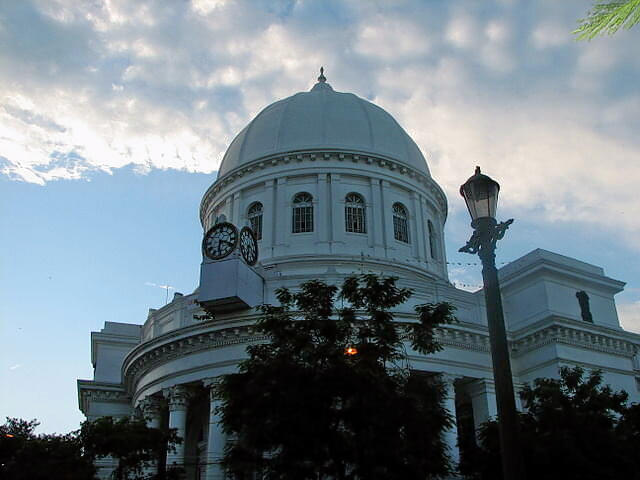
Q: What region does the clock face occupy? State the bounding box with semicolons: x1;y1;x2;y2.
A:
202;222;239;260
239;227;258;266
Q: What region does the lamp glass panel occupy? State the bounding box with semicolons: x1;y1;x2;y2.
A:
463;179;499;220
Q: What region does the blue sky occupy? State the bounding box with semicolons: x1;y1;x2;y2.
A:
1;0;639;434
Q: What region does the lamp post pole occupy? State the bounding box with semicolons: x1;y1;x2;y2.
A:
459;167;525;480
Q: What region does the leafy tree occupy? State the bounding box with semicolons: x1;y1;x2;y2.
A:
217;275;458;480
462;366;640;480
574;0;640;40
80;416;182;480
0;417;96;480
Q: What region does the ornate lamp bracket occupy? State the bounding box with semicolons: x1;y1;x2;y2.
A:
459;219;514;257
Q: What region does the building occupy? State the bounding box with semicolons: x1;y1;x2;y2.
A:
77;72;640;479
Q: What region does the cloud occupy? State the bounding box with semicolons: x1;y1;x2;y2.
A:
618;301;640;333
145;282;175;290
9;364;22;371
0;0;639;250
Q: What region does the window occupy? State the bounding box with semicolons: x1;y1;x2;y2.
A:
247;202;263;240
428;220;437;258
392;203;409;243
292;193;314;233
345;193;366;233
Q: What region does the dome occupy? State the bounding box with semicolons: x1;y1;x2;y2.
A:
217;74;430;178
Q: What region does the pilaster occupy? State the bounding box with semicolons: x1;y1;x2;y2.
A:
369;178;385;256
381;180;395;256
330;173;345;252
262;179;275;257
468;378;498;442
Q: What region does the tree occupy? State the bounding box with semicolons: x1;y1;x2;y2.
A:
0;417;96;480
462;366;640;480
217;274;458;479
574;0;640;40
80;416;182;480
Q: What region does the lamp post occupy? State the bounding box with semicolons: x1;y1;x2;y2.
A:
459;166;524;480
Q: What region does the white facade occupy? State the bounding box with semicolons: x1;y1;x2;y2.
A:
78;75;640;479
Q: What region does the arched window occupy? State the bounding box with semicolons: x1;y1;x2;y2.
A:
428;220;437;259
292;193;314;233
345;193;366;233
392;203;410;243
247;202;263;240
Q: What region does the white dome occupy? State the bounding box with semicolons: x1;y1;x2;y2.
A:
218;79;430;178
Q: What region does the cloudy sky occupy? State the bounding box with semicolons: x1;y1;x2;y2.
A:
1;0;640;434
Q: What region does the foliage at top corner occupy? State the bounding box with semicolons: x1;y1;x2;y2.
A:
574;0;640;40
217;274;458;480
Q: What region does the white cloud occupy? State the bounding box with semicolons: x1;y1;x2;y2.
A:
445;14;479;49
618;301;640;333
355;16;431;60
530;21;569;49
0;0;639;252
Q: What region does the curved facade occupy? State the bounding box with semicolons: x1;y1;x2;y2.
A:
78;74;640;480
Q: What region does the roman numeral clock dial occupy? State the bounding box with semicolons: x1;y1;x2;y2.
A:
202;222;239;260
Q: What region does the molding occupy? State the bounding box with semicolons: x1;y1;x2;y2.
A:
512;321;638;359
122;317;640;399
77;380;131;415
199;149;448;225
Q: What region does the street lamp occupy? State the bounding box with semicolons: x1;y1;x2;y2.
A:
459;166;524;480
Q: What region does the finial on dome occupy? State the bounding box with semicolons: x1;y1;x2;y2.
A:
318;66;326;83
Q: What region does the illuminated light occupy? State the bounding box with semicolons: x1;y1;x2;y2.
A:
5;434;14;438
345;346;358;356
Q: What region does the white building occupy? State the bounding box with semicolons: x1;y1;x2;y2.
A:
78;72;640;479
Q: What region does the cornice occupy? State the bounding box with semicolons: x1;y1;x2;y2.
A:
199;149;448;224
122;314;640;398
513;322;638;358
123;324;270;393
77;380;131;414
123;322;493;394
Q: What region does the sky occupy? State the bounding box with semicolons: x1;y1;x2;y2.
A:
1;0;639;434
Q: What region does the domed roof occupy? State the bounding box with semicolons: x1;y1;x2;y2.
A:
217;71;430;178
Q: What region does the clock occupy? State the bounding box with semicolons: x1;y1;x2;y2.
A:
202;222;239;260
239;226;258;266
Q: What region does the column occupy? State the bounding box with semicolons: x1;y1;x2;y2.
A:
330;173;344;251
411;191;424;262
380;180;395;257
232;191;242;227
316;173;330;253
164;385;191;470
469;379;498;442
442;374;461;469
262;180;275;257
139;396;164;475
369;178;384;257
203;378;226;480
274;177;287;255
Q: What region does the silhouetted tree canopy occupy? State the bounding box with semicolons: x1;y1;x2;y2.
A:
0;417;96;480
1;416;181;480
80;416;182;480
462;366;640;480
217;275;458;480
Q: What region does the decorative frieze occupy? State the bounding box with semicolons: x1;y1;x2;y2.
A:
78;385;131;415
513;324;638;358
